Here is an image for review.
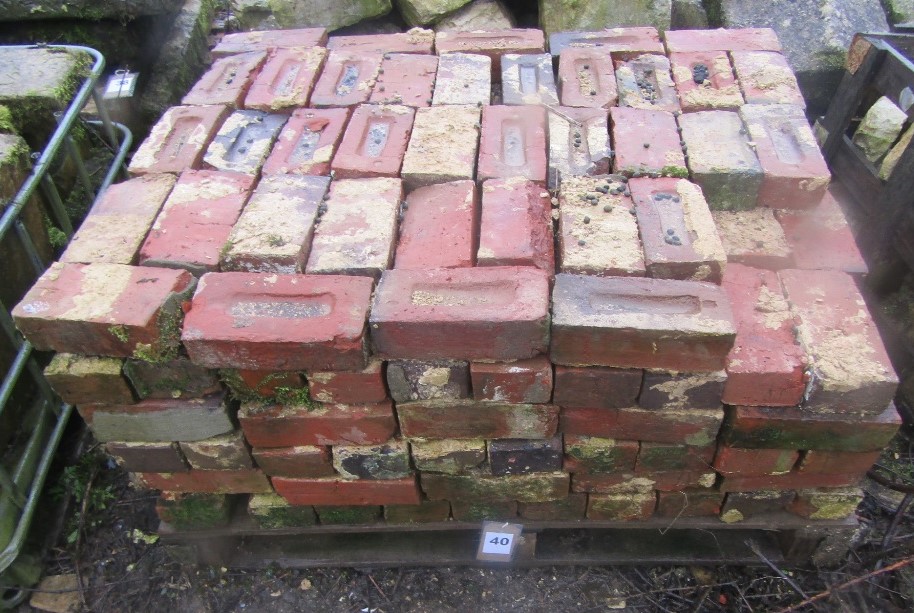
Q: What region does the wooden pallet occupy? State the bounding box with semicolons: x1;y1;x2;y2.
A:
159;511;859;568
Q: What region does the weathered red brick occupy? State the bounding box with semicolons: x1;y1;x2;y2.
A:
45;354;135;405
327;29;435;55
610;107;686;178
398;400;558;440
274;476;421;506
639;369;726;410
713;446;799;476
182;272;372;370
478;178;554;275
587;492;656;520
663;28;782;54
451;500;518;521
139;170;253;275
61;174;175;265
331;104;414;178
224;370;304;400
557;175;644;276
551;273;736;371
239;401;396;448
434;29;545;73
547;107;612;189
575;471;716;493
635;442;715;472
553;365;642;409
395;180;477;269
721;263;806;406
128;105;230;175
262;107;350;176
183;51;267;108
401;104;480;190
79;395;234;443
421;470;568;502
333;439;411;480
135;469;272;494
370;266;550;360
244;47;327;111
202;110;287;175
615;54;679;112
787;487;864;520
211;28;328;59
478;105;547;183
564;435;640;474
307;359;388;405
369;53;438;107
519;493;587;520
720;472;862;493
470;357;553;404
780;269;897;414
739;104;829;209
180;430;253;471
720;404;901;452
775;187;868;275
107;441;189;473
797;450;882;475
124;356;220;400
431;53;491;106
561;406;724;447
306;177;401;278
656;489;724;518
557;47;617;108
411;439;486;474
251;445;335;478
731;51;804;107
310;51;382;107
630;177;726;282
719;490;795;522
549;28;664;59
712;209;793;270
669;51;742;112
13;262;194;359
501;53;558;106
386;360;470;402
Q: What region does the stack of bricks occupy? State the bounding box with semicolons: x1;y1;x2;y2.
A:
11;25;902;530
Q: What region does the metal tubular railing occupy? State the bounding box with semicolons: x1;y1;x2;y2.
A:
0;44;133;607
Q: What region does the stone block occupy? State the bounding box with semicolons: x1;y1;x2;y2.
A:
411;439;486;474
548;27;664;59
788;487;863;520
333;439;412;479
561;406;724;447
557;47;618;108
251;445;335;478
547;107;612;189
248;493;318;528
635;442;715;472
370;266;550;360
610;107;687;178
273;476;421;506
183;51;267;108
262;107;350;176
712;209;793;270
853;96;908;164
656;489;722;517
211;28;328;58
421;470;569;502
564;435;639;473
551;273;736;370
478;105;548;183
239;402;397;447
639;369;726;410
398;400;558;440
713;446;799;476
553;365;642;409
663;28;781;53
670;0;708;29
45;354;134;406
386;360;470;402
401;105;480;190
370;53;438;107
307;360;388;404
470;358;553;404
136;469;272;494
306;177;401;277
331;104;414;178
719;490;794;523
615;54;679;112
266;0;393;32
385;500;452;523
396;0;472;25
107;441;189;473
81;395;234;443
431;53;491;105
557;175;645;277
434;29;545;73
182;272;372;371
670;51;743;112
519;493;587;520
202;110;287;175
61;174;175;266
123;356;220;400
244;47;327;111
326;29;436;54
310;51;383;107
501;53;558;106
539;0;672;35
435;0;515;31
395;181;478;269
587;492;656;520
128;105;230;175
489;436;563;475
478;178;554;273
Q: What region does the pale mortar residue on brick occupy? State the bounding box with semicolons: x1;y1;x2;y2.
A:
719;508;744;523
681;111;757;172
504;404;549;437
804;488;863;519
224;187;314;269
167;176;240;206
61;264;133;322
676;179;726;265
697;472;716;487
712;209;791;259
406;27;435;45
418;367;451;387
755;285;793;330
308;372;335;384
599;476;656;494
402;105;479;179
648;371;723;410
313;427;372;446
736;52;801;103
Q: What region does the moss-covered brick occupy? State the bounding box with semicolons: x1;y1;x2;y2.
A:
155;492;235;530
635;443;716;472
45;354;135;405
384;500;451;523
788;487;864;520
315;505;382;525
451;500;518;521
333;439;411;480
519;493;587;520
248;493;317;528
421;470;570;503
124;356;220;400
587;492;656;520
719;490;795;523
565;435;639;473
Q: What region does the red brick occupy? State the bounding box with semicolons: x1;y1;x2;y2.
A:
139;170;253;275
663;28;782;54
182;272;372;370
78;395;234;442
310;51;382;107
307;360;388;404
44;354;134;405
211;28;328;59
550;274;736;371
434;29;545;73
780;269;897;414
431;53;491;105
225;370;305;399
731;51;804;108
615;54;679;112
713;446;799;476
274;475;420;506
470;357;553;404
587;492;656;520
331;104;414;178
386;359;470;402
656;489;724;518
720;472;862;492
501;53;558;106
739;104;829;209
478;178;554;275
239;401;396;448
135;469;272;494
128;104;230;175
369;53;438;107
561;406;724;447
564;435;639;474
610;107;686;178
519;493;587;520
721;264;806;406
557;47;618;108
306;177;401;278
630;177;726;282
797;450;882;475
636;442;716;472
547;107;612;189
401;104;480;189
421;471;569;502
395;180;477;269
712;209;793;270
251;446;335;478
398;400;558;440
557;175;645;276
107;441;188;473
670;51;742;112
575;471;716;493
639;370;726;410
553;365;642;409
478;105;547;183
183;51;267;108
775;187;868;275
61;174;175;265
221;175;328;273
720;404;901;452
327;30;435;55
370;266;550;360
124;356;220;400
180;431;253;471
13;262;194;359
202;110;287;175
243;47;327;111
549;28;664;60
262;107;350;176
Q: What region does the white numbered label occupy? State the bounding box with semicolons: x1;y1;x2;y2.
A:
476;521;523;562
481;532;514;555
